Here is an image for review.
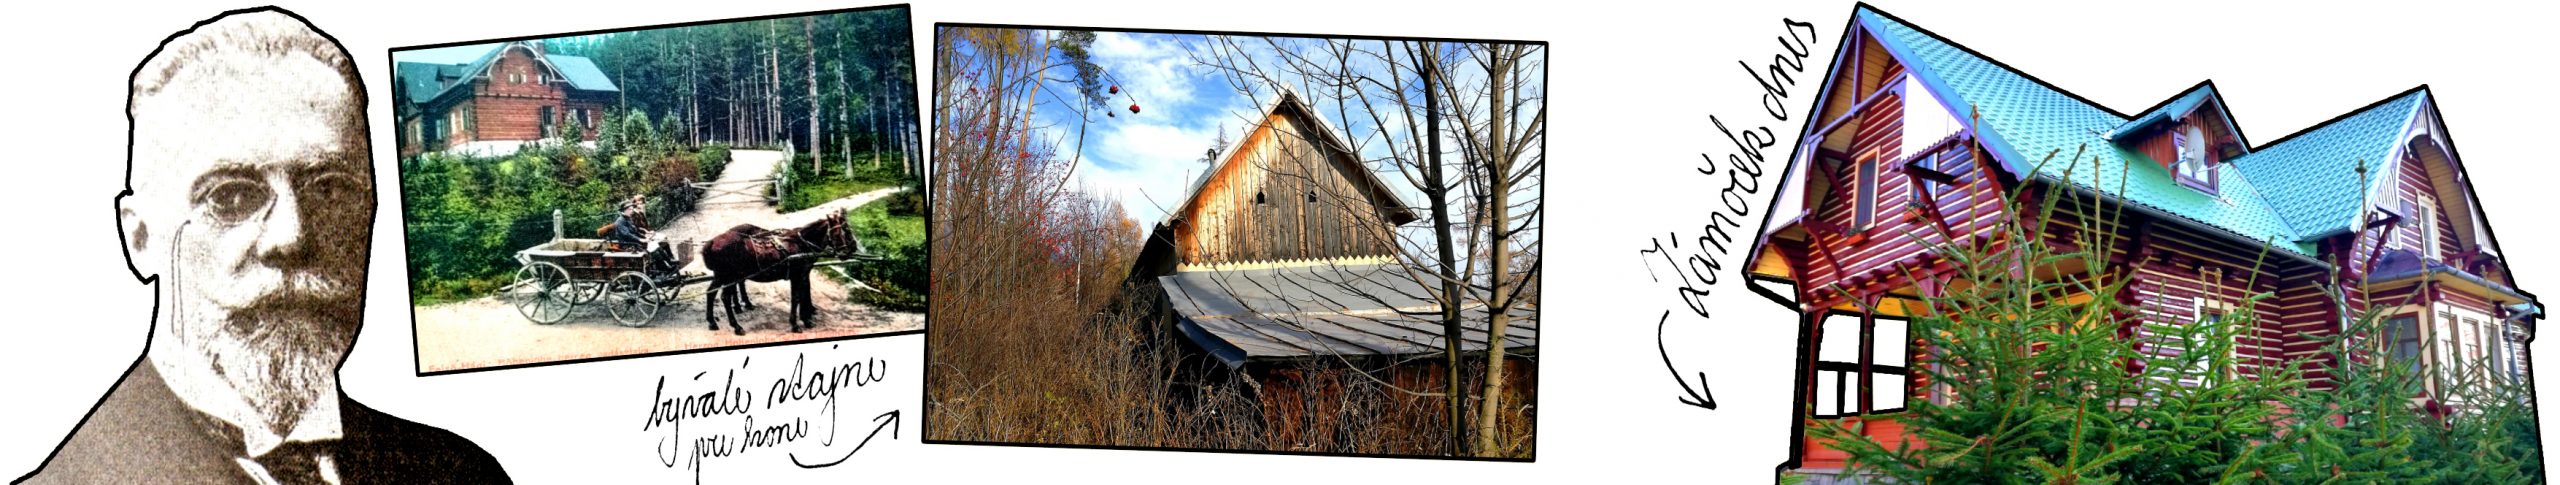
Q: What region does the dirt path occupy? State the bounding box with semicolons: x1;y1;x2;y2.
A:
413;149;922;373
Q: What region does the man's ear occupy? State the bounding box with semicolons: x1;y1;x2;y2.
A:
117;191;163;283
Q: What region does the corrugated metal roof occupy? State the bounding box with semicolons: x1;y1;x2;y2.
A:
2107;84;2218;142
1158;263;1536;368
1858;7;2313;255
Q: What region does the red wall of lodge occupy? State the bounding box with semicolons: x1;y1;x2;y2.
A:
458;47;607;144
2328;141;2502;353
1787;55;2016;469
2063;207;2335;384
2123;107;2237;172
2391;149;2461;258
1788;73;2011;310
1784;68;2347;468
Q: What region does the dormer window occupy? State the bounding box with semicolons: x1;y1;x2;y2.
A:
2418;196;2441;259
2172;124;2218;193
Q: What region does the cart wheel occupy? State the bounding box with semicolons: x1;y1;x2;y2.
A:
606;271;664;327
568;280;607;305
646;274;682;306
508;262;575;324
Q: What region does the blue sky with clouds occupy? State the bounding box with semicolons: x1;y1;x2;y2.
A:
1019;31;1545;252
1024;31;1262;230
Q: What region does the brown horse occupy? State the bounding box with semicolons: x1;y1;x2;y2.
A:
699;212;859;335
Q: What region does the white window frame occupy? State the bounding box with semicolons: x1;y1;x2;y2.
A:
2380;307;2427;376
2172;125;2216;192
2194;298;2239;385
1811;312;1911;419
2419;196;2441;260
2433;304;2495;375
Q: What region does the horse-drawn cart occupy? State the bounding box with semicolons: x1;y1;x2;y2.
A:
504;237;706;326
501;206;887;331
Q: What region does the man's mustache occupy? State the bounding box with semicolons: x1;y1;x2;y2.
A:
221;279;363;347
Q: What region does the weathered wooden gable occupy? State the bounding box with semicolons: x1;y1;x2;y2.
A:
1170;94;1410;267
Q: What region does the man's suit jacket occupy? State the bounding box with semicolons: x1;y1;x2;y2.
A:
16;361;510;484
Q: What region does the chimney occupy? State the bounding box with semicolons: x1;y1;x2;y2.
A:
524;40;544;57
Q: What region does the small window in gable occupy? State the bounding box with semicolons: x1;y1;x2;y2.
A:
1853;149;1881;231
2172;125;2218;193
2418;196;2441;260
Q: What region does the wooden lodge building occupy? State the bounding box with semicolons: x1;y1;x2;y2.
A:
392;41;620;157
1128;91;1538;446
1747;5;2540;478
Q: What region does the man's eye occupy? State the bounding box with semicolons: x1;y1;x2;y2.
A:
200;179;272;223
300;172;369;210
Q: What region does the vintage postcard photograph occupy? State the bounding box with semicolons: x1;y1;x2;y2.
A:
926;25;1544;459
394;5;926;375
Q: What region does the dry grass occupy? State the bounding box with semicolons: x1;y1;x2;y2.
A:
926;281;1537;457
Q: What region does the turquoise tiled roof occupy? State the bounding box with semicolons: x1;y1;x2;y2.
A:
392;44;620;108
394;62;451;105
2227;92;2424;239
2109;85;2221;142
548;55;621;92
1859;7;2318;255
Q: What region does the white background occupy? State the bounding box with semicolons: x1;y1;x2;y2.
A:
2;0;2555;483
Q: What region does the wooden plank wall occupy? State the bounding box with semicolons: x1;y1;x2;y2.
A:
2271;265;2338;384
1788;65;2010;308
2125;105;2239;172
2129;221;2290;380
2316;132;2528;390
1175;108;1396;266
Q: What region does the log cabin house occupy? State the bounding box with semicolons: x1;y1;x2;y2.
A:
393;41;619;157
1748;5;2540;479
1127;91;1538;446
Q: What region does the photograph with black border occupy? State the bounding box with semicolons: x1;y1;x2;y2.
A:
392;4;926;376
1743;4;2546;482
926;23;1544;460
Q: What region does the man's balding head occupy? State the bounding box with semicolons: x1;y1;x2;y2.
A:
116;9;373;435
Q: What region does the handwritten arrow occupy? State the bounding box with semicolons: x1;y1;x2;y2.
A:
789;410;901;468
1658;310;1718;410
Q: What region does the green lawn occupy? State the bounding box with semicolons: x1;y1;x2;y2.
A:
780;152;913;212
837;188;925;312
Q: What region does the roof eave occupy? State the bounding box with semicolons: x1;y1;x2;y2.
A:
2033;176;2327;268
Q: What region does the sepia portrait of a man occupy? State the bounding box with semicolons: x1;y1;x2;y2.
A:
15;8;509;485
